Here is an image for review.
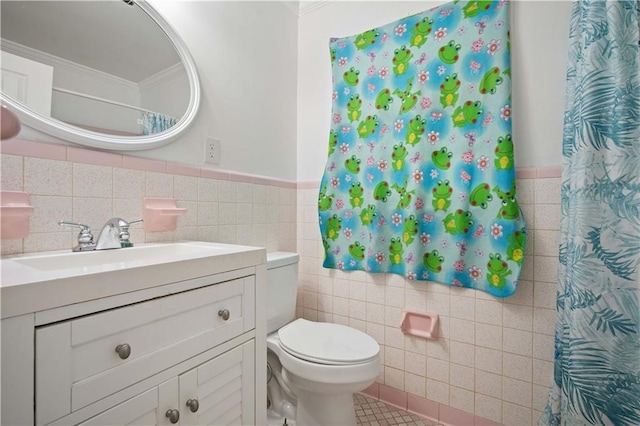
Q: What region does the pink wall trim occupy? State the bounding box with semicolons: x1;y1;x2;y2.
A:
297;181;321;189
1;138;66;161
371;384;501;426
515;167;537;179
362;382;379;399
122;156;166;173
166;162;200;177
67;146;123;168
536;165;562;178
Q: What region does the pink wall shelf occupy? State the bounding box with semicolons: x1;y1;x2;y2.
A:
400;309;439;340
142;198;187;233
1;191;35;238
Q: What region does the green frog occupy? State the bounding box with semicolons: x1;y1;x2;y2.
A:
438;40;461;65
343;67;360;86
432;147;453;170
493;184;520;219
360;204;378;226
409;16;434;48
391;143;408;172
345;155;362;174
328;129;338;156
405;115;427;146
452;100;483;128
349;182;364;208
318;184;334;211
349;241;366;260
347;95;362;122
506;228;526;266
392;45;414;76
440;73;461;109
375;88;394;111
494;134;514;170
373;181;392;202
325;214;342;240
354;29;379;50
393;78;422;114
443;209;474;235
423;249;445;273
469;183;493;209
486;253;512;289
432;179;453;211
357;115;380;138
391;177;415;209
403;214;419;245
389;237;404;265
463;0;493;18
479;67;503;95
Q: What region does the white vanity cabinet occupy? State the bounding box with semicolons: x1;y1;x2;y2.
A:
0;243;267;426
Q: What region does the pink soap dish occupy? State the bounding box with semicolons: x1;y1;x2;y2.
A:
1;191;35;238
142;198;187;232
400;309;439;340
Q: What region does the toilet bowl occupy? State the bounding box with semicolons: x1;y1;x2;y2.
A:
266;253;381;426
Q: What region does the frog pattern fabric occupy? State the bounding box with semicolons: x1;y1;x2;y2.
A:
318;0;526;297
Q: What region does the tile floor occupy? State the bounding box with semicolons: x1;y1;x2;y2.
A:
354;394;444;426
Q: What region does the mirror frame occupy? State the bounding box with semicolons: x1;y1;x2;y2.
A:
0;0;200;151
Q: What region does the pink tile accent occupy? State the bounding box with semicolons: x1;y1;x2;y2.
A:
379;384;408;410
227;171;255;184
407;394;440;422
0;191;34;238
142;198;187;232
516;167;537;179
67;146;122;167
361;382;379;399
439;405;475;426
122;155;166;173
254;175;297;189
297;181;321;190
1;139;66;160
166;162;200;177
200;168;230;180
536;165;562;178
474;415;503;426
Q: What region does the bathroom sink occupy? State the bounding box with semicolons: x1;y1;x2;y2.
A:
1;241;266;319
13;242;218;271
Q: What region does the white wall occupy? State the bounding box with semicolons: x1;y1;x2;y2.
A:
296;1;572;182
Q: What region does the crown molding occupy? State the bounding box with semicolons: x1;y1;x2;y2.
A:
138;62;185;93
298;1;331;16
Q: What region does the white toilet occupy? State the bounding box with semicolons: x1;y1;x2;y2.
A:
266;252;380;426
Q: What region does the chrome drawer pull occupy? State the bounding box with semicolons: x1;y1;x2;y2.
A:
186;398;199;413
115;343;131;360
165;409;180;424
218;309;230;321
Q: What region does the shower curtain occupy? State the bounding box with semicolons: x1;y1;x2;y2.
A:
540;1;640;425
141;111;177;135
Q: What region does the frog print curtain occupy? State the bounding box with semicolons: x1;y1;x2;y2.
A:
318;0;526;297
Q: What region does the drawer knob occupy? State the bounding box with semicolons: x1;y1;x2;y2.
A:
115;343;131;360
165;409;180;424
186;398;199;413
218;309;230;321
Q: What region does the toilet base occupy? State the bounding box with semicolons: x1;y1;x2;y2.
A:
296;391;357;426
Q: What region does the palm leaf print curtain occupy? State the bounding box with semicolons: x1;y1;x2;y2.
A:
540;1;640;425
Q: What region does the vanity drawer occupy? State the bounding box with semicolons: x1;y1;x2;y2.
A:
35;276;255;426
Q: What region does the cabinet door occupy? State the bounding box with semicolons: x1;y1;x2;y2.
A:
179;340;255;426
78;378;178;426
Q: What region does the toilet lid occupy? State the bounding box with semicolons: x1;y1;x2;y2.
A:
277;319;379;365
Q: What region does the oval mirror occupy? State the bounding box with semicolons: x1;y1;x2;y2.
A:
0;0;200;151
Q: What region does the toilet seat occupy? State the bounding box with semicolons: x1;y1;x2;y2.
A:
278;319;379;365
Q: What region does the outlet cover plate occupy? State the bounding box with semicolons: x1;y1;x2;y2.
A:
204;137;220;165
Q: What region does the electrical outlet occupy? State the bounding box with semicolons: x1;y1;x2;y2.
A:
204;137;220;165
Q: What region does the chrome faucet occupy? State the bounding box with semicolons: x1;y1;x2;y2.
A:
59;218;143;251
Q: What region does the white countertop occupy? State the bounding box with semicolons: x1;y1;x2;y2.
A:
1;242;266;319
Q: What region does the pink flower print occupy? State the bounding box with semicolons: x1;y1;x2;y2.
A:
473;225;485;238
377;159;389;172
420;232;431;246
417;70;430;84
477;155;490;171
380;124;389;136
367;173;374;182
341;126;351;134
344;228;353;239
468;265;482;282
338;56;348;67
407;271;417;280
460;170;471;183
344;175;352;182
391;213;403;226
367;83;376;93
459;193;468;201
475;249;484;257
427;131;440;145
470;60;482;73
431;111;443;121
437;65;446;76
330;176;340;188
434;27;448;42
367;156;375;167
421;97;432;109
395;23;407;37
430;169;439;179
487;39;502;56
344;211;353;218
471;38;484;53
332;91;338;101
462;150;475;164
381;33;389;43
379;67;390;79
412;169;424;183
337;261;345;269
335;199;344;209
457;26;467;36
423;214;434;223
415;197;424;209
483;112;495;127
343;87;351;96
394;119;404;132
375;252;386;264
333;113;341;124
368;66;376;76
440;8;453;17
500;104;512;121
340;143;349;154
453;260;466;272
490;222;504;240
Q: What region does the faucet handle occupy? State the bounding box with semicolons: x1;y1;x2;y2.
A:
58;220;95;251
119;218;143;247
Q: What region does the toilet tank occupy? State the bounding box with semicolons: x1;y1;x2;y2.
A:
266;252;299;334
